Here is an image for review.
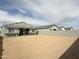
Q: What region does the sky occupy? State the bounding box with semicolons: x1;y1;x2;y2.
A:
0;0;79;29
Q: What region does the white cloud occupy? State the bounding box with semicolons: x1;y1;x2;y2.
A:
1;0;79;28
17;9;26;14
0;10;26;23
18;0;79;28
0;10;50;26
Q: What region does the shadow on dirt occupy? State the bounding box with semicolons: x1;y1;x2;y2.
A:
59;37;79;59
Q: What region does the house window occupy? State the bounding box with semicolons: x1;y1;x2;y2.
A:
1;26;3;28
9;29;14;33
50;29;52;31
36;31;39;35
53;29;57;31
0;31;1;33
9;29;11;33
32;30;35;32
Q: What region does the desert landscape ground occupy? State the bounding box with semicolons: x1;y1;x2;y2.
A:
2;35;78;59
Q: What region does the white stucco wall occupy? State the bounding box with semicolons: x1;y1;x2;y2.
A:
0;25;6;36
37;26;60;32
38;30;79;37
5;28;19;34
50;26;60;31
0;25;20;36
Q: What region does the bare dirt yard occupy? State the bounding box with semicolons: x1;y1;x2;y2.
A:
2;35;77;59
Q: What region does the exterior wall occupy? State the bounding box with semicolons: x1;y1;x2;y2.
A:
5;28;19;36
29;29;35;34
6;28;19;34
50;26;60;31
38;30;79;37
0;24;32;36
37;29;50;32
61;28;65;30
0;25;6;36
29;29;38;34
0;26;19;36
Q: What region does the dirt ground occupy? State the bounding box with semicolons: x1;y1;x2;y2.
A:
2;35;77;59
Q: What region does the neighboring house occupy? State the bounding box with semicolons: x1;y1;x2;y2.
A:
33;24;73;33
0;22;33;36
34;24;62;32
60;27;73;30
64;27;73;30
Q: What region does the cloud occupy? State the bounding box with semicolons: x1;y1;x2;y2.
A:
0;9;50;26
18;0;79;28
0;10;27;25
17;9;26;14
0;0;79;29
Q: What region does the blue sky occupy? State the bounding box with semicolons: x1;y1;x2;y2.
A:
0;0;79;29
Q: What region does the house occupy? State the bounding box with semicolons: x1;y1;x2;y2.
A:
32;24;73;34
0;22;33;36
34;24;62;32
64;27;73;30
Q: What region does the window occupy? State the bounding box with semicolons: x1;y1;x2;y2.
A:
50;29;52;31
32;30;35;32
9;29;12;32
0;31;1;33
36;31;39;34
9;29;14;33
53;29;57;31
1;26;3;28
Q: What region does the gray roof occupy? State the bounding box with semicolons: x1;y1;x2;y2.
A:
4;22;33;29
64;27;73;30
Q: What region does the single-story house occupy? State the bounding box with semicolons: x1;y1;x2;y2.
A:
33;24;73;32
0;22;33;36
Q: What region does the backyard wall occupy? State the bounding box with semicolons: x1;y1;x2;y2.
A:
38;30;79;37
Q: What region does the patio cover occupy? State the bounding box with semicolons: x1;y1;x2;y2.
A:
4;22;33;29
